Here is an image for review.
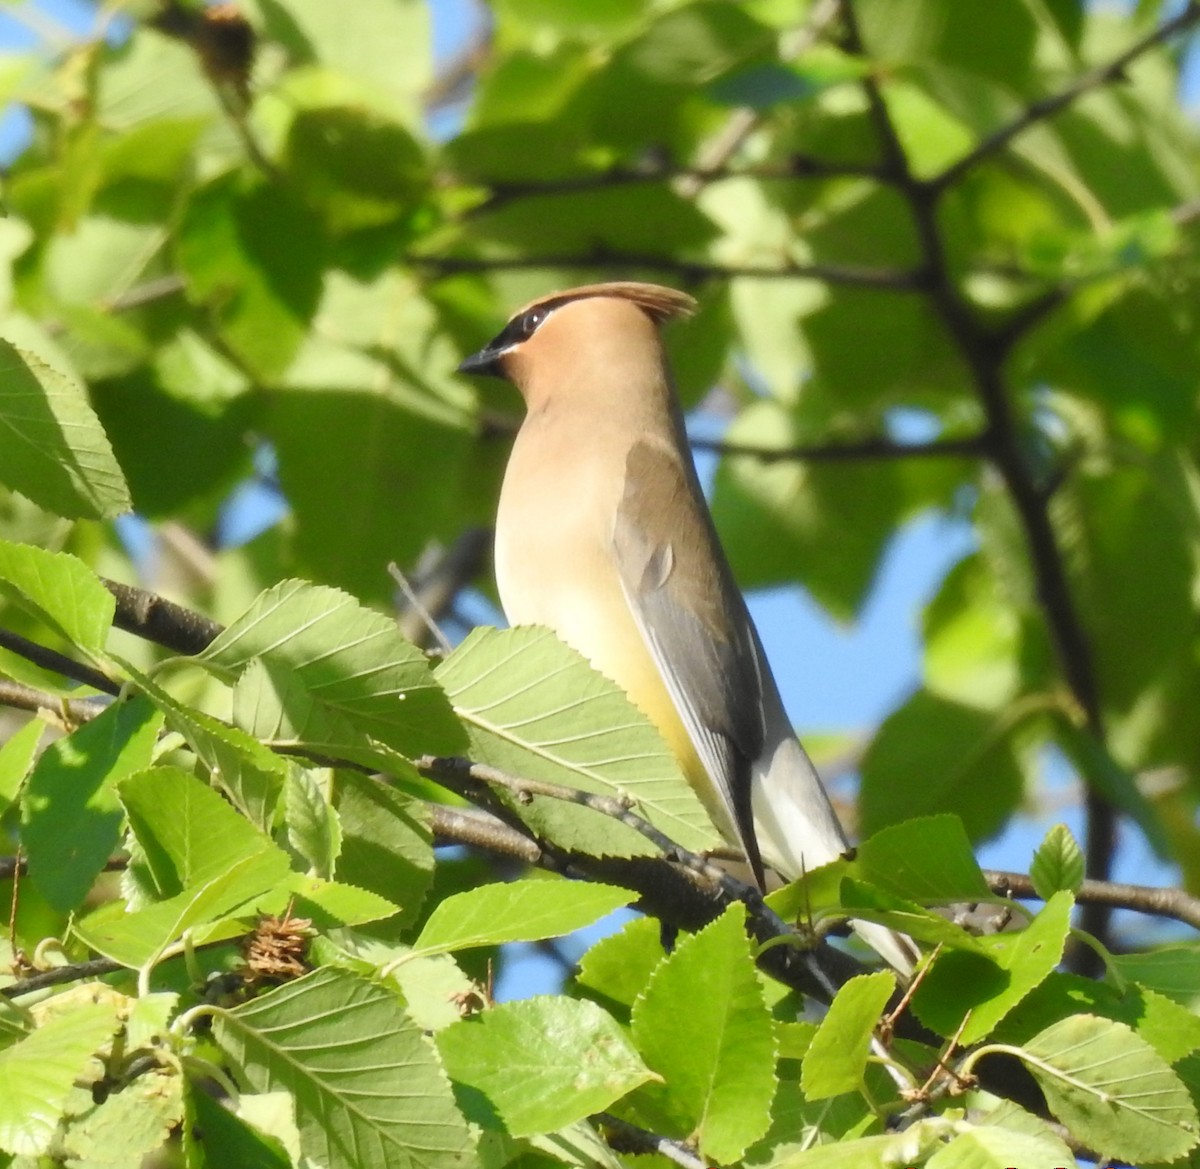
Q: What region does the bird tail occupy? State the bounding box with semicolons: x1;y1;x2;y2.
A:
751;735;918;978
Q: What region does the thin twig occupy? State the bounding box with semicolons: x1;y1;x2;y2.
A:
596;1113;708;1169
931;1;1200;192
0;629;120;697
0;679;107;723
102;578;223;656
412;251;924;292
677;0;845;199
985;869;1200;931
0;856;125;881
393;528;492;650
2;957;123;999
471;155;884;212
98;274;187;314
426;803;544;865
692;432;988;464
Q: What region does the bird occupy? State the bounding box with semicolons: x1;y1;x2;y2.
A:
458;281;915;975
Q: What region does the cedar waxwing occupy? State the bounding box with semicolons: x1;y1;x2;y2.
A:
459;282;915;975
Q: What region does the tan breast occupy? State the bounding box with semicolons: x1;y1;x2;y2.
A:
494;411;702;778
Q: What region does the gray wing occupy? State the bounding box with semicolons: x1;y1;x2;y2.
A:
612;438;770;880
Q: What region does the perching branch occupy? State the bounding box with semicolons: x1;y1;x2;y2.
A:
414;754;859;1001
985;869;1200;931
930;1;1200;193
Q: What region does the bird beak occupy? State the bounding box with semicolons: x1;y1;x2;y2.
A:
457;344;507;378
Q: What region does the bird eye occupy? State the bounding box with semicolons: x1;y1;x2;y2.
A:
518;308;544;337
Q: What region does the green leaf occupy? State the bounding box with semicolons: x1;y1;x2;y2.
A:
60;1067;183;1168
1019;1014;1199;1164
624;1;771;85
435;626;717;853
284;107;428;234
189;1090;293;1169
801;972;896;1101
284;767;341;880
0;718;43;811
118;765;276;897
122;662;287;830
214;967;473;1169
437;997;653;1137
710;401;911;616
255;0;431;119
855;815;992;903
913;891;1074;1044
414;878;634;958
74;848;291;969
629;904;777;1164
994;972;1200;1067
273;873;399;930
963;1101;1078;1169
1029;823;1085;898
21;696;162;912
0;336;131;520
815;879;984;955
456;185;717;260
232;656;405;774
0;1001;118;1156
1111;944;1200;1009
88;367;259;518
333;772;434;930
266;385;487;607
176;177;326;381
768;816;991;942
199;579;464;758
0;539;114;657
859;688;1025;841
574;916;666;1017
925;1119;1075;1169
752;1131;895;1167
922;552;1022;708
743;1073;876;1163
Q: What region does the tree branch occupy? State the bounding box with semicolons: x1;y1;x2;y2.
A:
2;957;123;999
931;1;1200;192
471;154;885;213
394;527;492;650
0;855;125;880
0;679;107;724
0;628;120;697
985;869;1200;931
414;755;855;1000
412;251;924;292
596;1114;708;1169
842;1;1116;961
102;577;224;657
692;431;988;464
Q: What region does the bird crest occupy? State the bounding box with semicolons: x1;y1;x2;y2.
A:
515;282;697;325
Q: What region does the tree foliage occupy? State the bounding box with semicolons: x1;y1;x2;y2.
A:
0;0;1199;1165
